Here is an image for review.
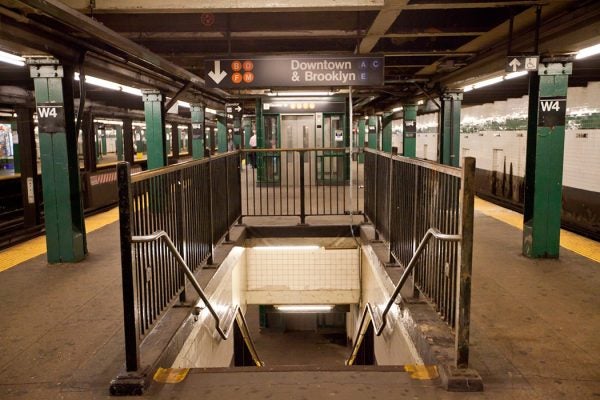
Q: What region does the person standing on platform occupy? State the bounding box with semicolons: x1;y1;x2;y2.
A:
249;131;257;168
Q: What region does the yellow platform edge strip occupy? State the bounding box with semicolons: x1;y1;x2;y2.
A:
153;367;189;384
404;365;439;380
475;197;600;263
0;207;119;272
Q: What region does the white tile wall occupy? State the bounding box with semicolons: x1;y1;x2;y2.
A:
246;247;359;291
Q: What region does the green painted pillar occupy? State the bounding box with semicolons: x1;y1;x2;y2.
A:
256;98;264;147
367;116;377;150
243;118;252;148
11;117;19;173
166;126;172;157
382;112;393;152
233;115;242;149
403;104;417;158
217;114;227;153
358;118;366;163
142;90;167;170
439;91;462;167
101;127;107;156
94;124;101;161
28;58;86;263
190;104;205;160
523;60;573;259
115;125;124;161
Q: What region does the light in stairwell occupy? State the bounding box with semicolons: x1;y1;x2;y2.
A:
252;245;321;251
275;305;334;312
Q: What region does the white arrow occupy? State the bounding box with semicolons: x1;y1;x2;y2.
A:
208;60;227;84
508;58;521;72
235;105;242;112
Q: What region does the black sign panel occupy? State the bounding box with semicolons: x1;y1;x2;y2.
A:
505;55;539;73
403;119;416;138
538;97;567;127
192;123;203;140
226;103;243;118
263;99;345;113
37;102;65;134
205;55;384;88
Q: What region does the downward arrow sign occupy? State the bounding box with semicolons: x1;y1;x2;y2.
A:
208;60;227;84
508;58;521;72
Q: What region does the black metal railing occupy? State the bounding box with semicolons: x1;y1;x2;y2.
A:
240;148;363;223
363;148;475;368
117;151;241;372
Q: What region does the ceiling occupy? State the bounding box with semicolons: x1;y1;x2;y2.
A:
1;0;599;115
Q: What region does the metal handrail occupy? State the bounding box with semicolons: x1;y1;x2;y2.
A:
347;228;461;366
131;230;237;341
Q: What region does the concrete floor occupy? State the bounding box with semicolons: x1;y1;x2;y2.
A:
0;210;599;399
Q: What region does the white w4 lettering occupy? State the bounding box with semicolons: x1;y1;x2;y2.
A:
37;107;58;118
540;100;561;112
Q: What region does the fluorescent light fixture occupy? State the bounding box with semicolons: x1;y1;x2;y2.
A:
74;73;142;96
252;245;321;251
417;100;424;105
392;106;403;112
94;119;123;126
472;75;504;89
268;91;333;97
205;107;218;114
275;305;334;312
178;101;191;108
576;43;600;60
0;50;25;67
504;71;528;80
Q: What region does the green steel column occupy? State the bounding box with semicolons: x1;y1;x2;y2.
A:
166;126;172;158
142;90;167;170
403;104;417;158
217;114;227;153
243;118;252;148
28;58;86;263
100;127;107;156
233;115;242;149
11;117;19;173
190;104;205;160
358;118;366;163
115;125;124;161
367;116;377;149
523;60;573;259
256;98;264;147
94;124;101;161
439;91;462;167
382;112;392;152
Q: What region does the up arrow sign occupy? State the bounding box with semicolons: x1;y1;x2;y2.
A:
508;58;521;72
208;60;227;84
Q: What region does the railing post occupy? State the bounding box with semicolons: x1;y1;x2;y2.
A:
412;166;420;299
388;149;396;263
208;154;215;265
225;154;231;242
455;156;475;368
299;150;306;224
117;162;140;372
176;169;186;302
373;153;379;240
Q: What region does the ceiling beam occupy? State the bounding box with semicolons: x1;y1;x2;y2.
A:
400;1;547;10
438;2;600;88
12;0;229;100
415;1;574;77
51;0;384;13
357;0;409;54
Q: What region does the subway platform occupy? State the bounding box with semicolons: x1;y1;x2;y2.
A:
0;199;598;399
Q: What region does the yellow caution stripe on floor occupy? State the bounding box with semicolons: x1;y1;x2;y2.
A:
404;365;439;380
0;207;119;272
153;368;189;384
475;197;600;263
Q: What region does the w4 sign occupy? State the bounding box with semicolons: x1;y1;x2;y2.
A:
538;97;566;127
37;102;65;133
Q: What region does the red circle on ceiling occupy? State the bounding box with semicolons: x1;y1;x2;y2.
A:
200;13;215;27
